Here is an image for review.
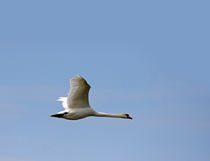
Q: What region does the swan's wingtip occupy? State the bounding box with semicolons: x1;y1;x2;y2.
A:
57;97;67;102
74;74;86;80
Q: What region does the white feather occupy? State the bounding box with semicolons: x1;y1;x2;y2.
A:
52;75;132;120
67;75;91;109
57;97;68;110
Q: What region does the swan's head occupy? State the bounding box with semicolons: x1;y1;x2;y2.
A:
123;113;132;119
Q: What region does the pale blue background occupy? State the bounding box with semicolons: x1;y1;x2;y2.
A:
0;0;209;161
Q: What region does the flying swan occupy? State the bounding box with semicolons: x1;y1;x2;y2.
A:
50;75;132;120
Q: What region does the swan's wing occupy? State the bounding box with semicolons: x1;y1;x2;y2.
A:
57;97;68;110
67;75;91;109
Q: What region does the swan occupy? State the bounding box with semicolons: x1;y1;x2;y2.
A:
50;75;132;120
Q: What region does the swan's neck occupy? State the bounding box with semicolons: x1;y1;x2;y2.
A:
94;112;124;118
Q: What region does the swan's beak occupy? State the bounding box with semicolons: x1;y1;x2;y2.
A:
125;114;132;119
127;116;132;119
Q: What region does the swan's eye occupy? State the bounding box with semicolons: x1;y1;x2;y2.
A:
63;112;68;115
125;114;129;117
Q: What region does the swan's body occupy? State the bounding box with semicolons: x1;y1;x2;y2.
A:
50;75;132;120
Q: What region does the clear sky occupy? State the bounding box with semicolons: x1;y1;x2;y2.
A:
0;0;210;161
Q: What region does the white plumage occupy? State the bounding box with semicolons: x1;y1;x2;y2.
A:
57;97;68;109
50;75;132;120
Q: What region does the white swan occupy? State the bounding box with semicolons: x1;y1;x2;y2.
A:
50;75;132;120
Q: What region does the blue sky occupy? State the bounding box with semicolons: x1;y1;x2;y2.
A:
0;0;210;161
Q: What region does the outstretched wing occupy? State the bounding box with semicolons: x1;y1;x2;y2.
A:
67;75;91;109
57;97;68;110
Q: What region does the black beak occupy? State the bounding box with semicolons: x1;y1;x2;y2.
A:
127;116;132;119
50;113;64;118
125;113;133;119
